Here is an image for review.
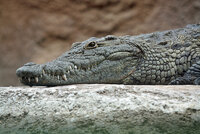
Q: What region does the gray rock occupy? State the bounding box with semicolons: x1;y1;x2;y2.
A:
0;84;200;134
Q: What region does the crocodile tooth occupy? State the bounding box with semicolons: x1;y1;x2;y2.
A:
42;69;45;75
40;75;43;78
28;77;31;82
67;70;70;73
74;65;77;69
35;77;39;83
62;74;67;81
57;75;60;80
69;66;72;70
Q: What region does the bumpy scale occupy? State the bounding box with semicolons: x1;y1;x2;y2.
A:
16;24;200;86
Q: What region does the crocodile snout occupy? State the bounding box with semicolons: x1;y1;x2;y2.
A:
16;62;43;85
16;62;38;77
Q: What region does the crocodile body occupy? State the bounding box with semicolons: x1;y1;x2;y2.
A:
16;24;200;86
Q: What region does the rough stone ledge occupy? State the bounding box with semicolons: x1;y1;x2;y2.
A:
0;84;200;134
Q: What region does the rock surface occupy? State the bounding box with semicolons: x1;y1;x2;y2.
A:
0;0;200;86
0;84;200;134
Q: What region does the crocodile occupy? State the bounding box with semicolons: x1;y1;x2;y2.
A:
16;24;200;86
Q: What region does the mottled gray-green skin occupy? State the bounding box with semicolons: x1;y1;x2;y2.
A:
16;24;200;86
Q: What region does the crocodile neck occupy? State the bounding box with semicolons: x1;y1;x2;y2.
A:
123;36;200;84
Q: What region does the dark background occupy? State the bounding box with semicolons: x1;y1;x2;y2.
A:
0;0;200;86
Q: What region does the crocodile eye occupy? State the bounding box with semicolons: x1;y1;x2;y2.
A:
85;41;98;49
88;42;96;47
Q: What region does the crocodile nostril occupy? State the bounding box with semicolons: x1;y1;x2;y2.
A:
24;62;37;66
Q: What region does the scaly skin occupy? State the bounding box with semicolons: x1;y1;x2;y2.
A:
16;24;200;86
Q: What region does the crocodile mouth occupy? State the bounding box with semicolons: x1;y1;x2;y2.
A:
17;63;87;86
16;59;110;86
18;68;72;86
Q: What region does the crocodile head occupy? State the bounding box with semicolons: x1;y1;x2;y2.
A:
16;35;144;86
